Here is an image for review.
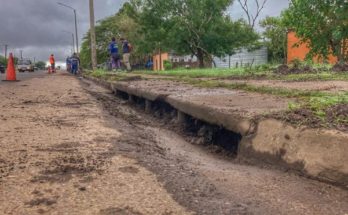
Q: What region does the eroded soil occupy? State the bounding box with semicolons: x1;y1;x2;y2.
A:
0;72;347;215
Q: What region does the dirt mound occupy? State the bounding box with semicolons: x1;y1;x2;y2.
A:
274;64;318;75
283;109;322;126
332;63;348;72
273;105;348;131
326;104;348;130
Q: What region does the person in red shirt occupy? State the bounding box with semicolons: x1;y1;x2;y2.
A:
49;54;55;73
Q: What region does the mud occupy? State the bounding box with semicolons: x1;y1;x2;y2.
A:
82;77;348;214
332;63;348;72
0;72;347;214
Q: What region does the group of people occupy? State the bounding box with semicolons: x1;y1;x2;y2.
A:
51;37;132;75
108;37;132;72
66;53;80;75
48;53;80;75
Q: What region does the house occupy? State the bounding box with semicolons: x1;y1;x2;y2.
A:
287;31;343;64
153;47;268;70
153;52;198;71
213;47;268;68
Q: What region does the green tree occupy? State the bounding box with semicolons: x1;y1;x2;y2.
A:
35;61;46;69
283;0;348;64
135;0;258;68
0;55;6;66
80;2;144;68
260;16;287;63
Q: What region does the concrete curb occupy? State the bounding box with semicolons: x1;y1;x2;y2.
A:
82;75;348;188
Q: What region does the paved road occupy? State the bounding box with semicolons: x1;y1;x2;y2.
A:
0;70;50;82
0;71;347;215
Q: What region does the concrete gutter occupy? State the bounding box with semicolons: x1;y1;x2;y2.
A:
83;75;348;188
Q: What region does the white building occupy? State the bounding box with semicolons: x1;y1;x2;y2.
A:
213;47;268;68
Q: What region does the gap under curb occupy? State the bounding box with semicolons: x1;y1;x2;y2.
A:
83;75;348;188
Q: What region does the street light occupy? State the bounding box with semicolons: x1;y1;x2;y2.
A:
0;44;8;61
62;30;75;55
57;2;79;54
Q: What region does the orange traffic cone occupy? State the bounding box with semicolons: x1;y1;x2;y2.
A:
4;53;17;81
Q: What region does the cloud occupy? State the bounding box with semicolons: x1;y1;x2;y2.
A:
0;0;126;61
229;0;289;29
0;0;287;62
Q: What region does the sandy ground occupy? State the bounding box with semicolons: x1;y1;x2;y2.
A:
115;79;290;117
127;73;348;92
0;72;189;215
0;72;347;215
219;79;348;93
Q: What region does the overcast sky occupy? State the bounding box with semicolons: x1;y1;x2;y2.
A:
0;0;288;62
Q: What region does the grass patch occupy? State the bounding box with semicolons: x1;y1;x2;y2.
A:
134;67;273;78
134;67;348;82
279;72;348;82
84;69;347;130
175;77;348;128
84;69;136;81
177;78;327;98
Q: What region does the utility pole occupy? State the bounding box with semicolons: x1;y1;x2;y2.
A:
20;50;23;60
62;30;75;54
73;9;79;54
4;45;8;61
89;0;97;70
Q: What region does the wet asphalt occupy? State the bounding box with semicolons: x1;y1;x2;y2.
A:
0;70;53;83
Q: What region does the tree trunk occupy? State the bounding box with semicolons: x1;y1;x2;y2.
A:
332;41;344;65
197;48;204;68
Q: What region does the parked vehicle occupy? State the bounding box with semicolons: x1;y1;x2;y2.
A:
0;63;5;73
17;59;34;72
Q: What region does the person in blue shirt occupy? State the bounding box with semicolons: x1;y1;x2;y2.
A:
108;37;120;71
145;59;153;70
70;53;80;75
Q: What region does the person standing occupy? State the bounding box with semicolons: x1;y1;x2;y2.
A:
49;54;55;73
121;38;132;72
108;37;120;71
66;56;72;73
70;53;80;75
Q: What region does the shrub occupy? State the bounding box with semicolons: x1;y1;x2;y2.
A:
163;60;173;70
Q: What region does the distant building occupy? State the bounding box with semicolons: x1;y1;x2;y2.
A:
152;47;268;71
213;47;268;68
153;52;198;71
287;31;346;64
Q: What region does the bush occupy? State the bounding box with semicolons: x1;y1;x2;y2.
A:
290;58;303;69
163;60;173;70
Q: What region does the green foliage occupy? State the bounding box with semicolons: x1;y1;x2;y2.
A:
0;55;7;66
163;60;173;70
135;0;259;68
290;58;302;68
35;61;46;69
283;0;348;63
80;2;144;68
260;16;287;63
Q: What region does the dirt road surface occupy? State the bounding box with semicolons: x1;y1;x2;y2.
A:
0;71;347;215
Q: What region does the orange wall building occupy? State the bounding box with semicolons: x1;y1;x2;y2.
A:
287;31;339;64
153;53;169;71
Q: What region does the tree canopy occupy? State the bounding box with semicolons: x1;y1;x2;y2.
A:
283;0;348;63
80;2;144;68
260;16;287;63
80;0;259;68
135;0;258;67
